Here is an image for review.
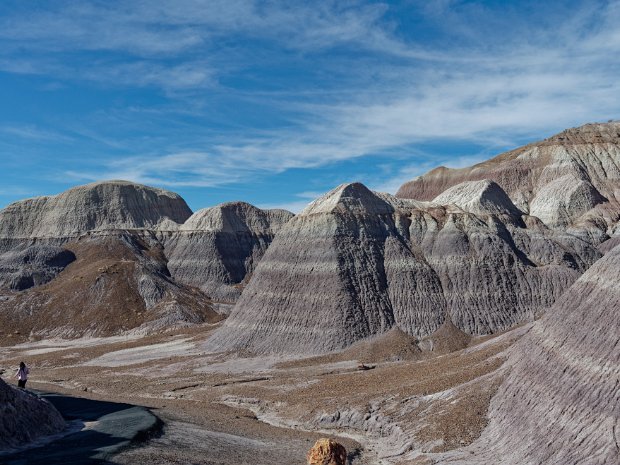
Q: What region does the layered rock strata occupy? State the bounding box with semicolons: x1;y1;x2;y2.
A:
162;202;293;302
0;245;76;291
0;181;213;338
0;181;290;338
0;232;221;338
440;243;620;465
207;181;598;354
0;180;192;246
397;122;620;242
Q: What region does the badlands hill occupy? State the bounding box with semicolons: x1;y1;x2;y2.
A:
0;232;221;338
163;202;293;303
0;180;192;244
208;122;620;355
397;122;620;238
441;242;620;465
0;181;290;340
207;180;599;354
1;122;618;351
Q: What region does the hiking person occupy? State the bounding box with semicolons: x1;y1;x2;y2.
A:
15;361;29;388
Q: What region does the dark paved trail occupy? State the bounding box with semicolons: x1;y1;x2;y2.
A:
1;391;161;465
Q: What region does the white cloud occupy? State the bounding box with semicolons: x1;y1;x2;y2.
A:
65;151;245;188
369;155;488;195
1;125;74;142
0;1;397;59
0;1;402;92
2;1;620;195
369;164;430;195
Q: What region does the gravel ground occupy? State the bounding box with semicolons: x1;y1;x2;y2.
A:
0;323;527;464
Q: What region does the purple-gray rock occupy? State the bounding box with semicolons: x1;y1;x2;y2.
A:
206;181;598;354
162;202;293;302
0;180;192;244
397;122;620;241
441;243;620;464
0;181;293;337
0;245;76;291
0;232;221;338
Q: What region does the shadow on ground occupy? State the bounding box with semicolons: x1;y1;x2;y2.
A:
1;391;161;465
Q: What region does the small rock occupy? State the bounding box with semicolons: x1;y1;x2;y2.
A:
357;364;375;371
307;438;347;465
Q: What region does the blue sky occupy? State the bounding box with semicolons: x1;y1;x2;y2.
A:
0;0;619;212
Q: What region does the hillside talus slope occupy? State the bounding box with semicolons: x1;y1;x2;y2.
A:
436;243;620;465
207;181;599;354
397;122;620;242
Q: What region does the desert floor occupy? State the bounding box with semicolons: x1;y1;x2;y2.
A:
0;322;528;465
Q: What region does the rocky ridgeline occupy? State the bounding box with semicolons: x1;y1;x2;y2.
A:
397;122;620;238
208;122;620;354
439;242;620;465
0;378;66;452
0;180;192;243
0;181;291;338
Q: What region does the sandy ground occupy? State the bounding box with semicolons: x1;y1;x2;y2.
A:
0;323;528;464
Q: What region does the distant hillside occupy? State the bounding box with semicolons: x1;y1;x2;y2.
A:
0;181;291;341
397;122;620;239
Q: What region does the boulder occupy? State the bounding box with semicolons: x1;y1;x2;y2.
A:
0;378;66;451
307;438;347;465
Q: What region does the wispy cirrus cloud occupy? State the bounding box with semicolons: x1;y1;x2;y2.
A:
0;0;398;91
0;1;407;56
369;155;490;195
1;1;619;209
257;190;330;213
1;125;74;142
